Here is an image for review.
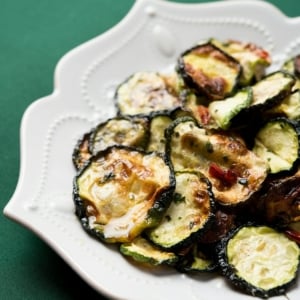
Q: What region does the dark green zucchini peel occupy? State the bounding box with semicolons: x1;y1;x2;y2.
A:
177;42;242;100
73;145;175;243
72;131;93;170
217;224;300;298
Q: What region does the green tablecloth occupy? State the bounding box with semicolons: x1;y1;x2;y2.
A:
1;1;299;299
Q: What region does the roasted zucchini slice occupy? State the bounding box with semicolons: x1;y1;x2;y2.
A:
120;236;178;266
218;224;300;298
73;145;175;243
89;116;149;155
115;71;182;115
208;87;252;130
248;71;295;111
253;118;300;174
72;131;93;170
211;39;271;86
259;167;300;226
267;89;300;120
177;42;241;100
166;117;268;206
146;113;173;153
147;171;215;250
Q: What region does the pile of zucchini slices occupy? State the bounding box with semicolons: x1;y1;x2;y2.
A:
73;39;300;298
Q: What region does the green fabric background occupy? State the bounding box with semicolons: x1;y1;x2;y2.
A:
1;1;300;299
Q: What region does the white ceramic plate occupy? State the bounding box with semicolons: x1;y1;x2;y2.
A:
4;0;300;299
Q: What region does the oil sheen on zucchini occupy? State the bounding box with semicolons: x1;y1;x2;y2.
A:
166;117;268;205
73;145;175;243
147;171;215;249
218;224;300;298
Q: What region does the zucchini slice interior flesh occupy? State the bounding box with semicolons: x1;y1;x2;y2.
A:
166;117;268;205
177;42;241;100
219;225;300;298
74;146;175;243
253;118;300;173
90;116;149;155
147;171;215;250
115;71;182;115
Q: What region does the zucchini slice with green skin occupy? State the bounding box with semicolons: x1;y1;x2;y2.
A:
72;131;93;170
253;117;300;174
208;87;252;130
120;236;178;266
73;145;175;243
267;89;300;120
248;71;295;112
146;113;173;153
166;117;268;206
115;71;182;115
211;39;271;86
147;171;215;250
218;224;300;298
89;115;149;155
177;42;242;100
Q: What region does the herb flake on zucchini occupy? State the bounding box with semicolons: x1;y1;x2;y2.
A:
218;224;300;298
73;146;175;243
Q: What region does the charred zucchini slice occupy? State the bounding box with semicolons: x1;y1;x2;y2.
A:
253;118;300;173
73;146;175;243
120;236;178;266
115;71;182;115
208;87;252;130
249;71;295;111
89;116;149;155
267;89;300;120
177;42;241;100
211;39;271;86
281;54;300;90
147;171;215;250
218;224;300;298
166;117;268;206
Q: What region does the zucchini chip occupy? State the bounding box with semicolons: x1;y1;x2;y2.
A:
115;71;182;115
177;42;241;100
72;131;93;170
208;87;252;130
73;146;175;243
147;171;215;250
120;236;178;266
211;39;271;85
218;224;300;298
253;118;300;173
166;117;268;206
89;116;149;155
